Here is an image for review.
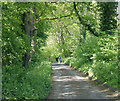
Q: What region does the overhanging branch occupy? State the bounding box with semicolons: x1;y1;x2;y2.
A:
45;14;71;20
36;14;71;22
73;2;99;37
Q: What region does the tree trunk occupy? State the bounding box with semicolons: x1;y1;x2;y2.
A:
60;28;64;46
23;7;35;67
60;28;65;58
56;31;60;45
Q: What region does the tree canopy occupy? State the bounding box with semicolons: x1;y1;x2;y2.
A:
2;2;119;99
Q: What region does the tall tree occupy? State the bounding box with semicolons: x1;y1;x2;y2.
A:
22;7;35;67
73;2;99;37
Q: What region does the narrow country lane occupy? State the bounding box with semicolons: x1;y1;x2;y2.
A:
47;63;115;99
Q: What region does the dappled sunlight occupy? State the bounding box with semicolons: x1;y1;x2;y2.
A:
53;76;87;82
52;63;66;65
59;92;76;96
48;63;111;99
53;66;69;70
58;91;78;99
2;1;118;100
52;64;87;82
99;88;110;93
91;82;119;99
106;92;119;98
92;84;119;99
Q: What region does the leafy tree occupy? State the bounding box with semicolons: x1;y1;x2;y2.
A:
2;2;119;99
98;2;118;35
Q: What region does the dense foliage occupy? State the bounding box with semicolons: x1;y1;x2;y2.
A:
2;61;52;99
2;2;53;99
44;2;118;90
2;1;119;100
64;33;118;89
98;2;118;35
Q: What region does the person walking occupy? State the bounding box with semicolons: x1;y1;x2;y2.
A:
58;55;61;63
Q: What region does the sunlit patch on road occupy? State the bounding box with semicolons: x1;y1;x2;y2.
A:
47;63;111;99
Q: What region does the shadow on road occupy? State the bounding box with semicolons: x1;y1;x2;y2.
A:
52;63;68;66
47;63;119;99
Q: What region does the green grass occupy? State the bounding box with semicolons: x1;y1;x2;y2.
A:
2;61;52;99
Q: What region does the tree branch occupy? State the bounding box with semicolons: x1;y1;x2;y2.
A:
63;24;71;35
36;14;71;22
45;14;71;20
73;2;99;37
